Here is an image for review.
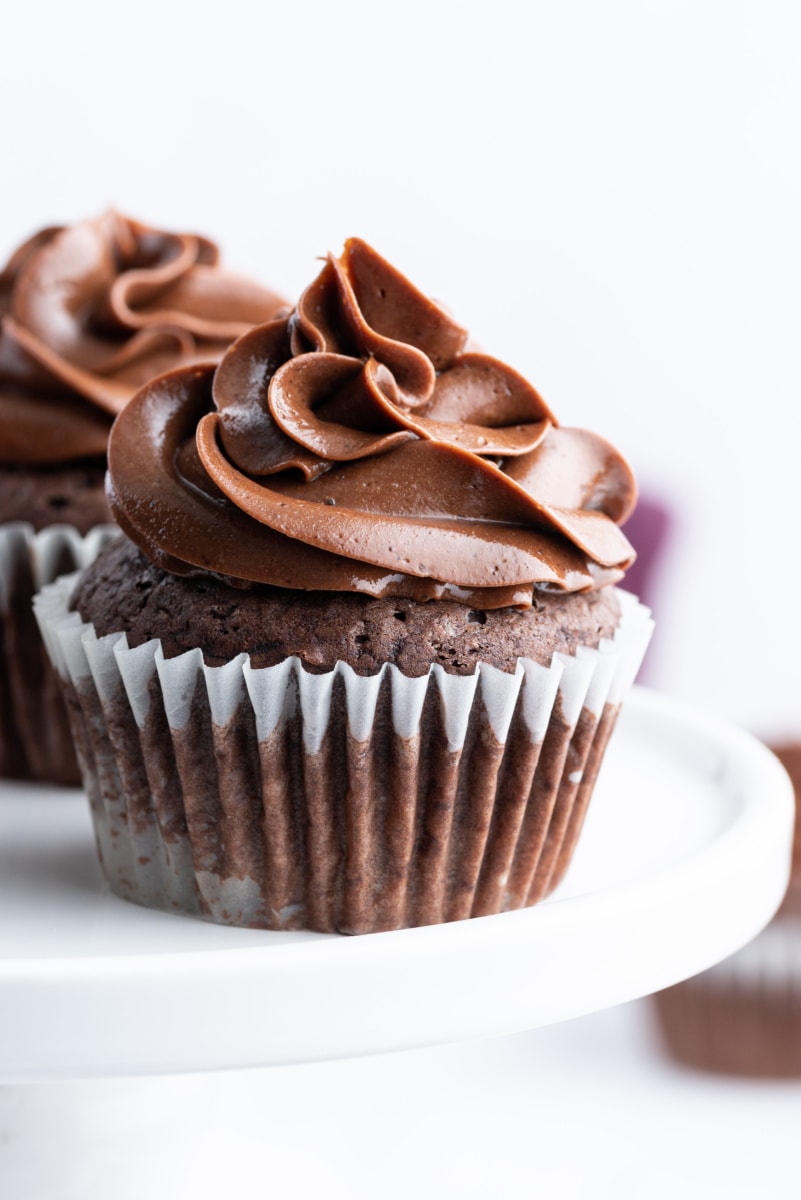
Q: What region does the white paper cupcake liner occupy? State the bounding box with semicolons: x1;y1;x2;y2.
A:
0;521;116;783
652;916;801;1077
36;576;653;933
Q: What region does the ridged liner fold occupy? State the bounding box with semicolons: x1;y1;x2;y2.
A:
36;577;653;933
0;522;115;783
652;917;801;1078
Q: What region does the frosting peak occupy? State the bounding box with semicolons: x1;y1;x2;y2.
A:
108;239;637;607
0;211;288;464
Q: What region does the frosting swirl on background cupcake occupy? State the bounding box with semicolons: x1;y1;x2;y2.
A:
108;239;637;608
0;211;288;463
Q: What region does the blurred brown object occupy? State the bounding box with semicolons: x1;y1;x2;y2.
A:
621;494;671;683
652;939;801;1079
773;742;801;918
651;740;801;1078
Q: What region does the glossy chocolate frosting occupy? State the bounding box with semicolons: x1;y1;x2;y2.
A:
108;239;637;607
0;212;287;464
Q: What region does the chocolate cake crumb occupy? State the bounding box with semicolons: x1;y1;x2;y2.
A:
0;459;109;533
72;535;622;676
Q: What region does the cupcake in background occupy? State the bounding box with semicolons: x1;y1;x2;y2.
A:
36;237;653;934
772;743;801;919
626;490;801;1077
652;740;801;1078
0;211;287;784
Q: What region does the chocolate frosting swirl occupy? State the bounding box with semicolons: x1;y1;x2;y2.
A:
108;239;637;607
0;211;288;464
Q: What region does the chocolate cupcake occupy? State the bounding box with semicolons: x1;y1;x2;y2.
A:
652;740;801;1077
773;742;801;919
35;238;653;932
0;211;286;783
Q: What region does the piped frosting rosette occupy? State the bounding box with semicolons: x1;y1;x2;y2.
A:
0;210;287;464
107;238;637;607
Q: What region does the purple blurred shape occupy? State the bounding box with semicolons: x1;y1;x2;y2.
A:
622;494;673;682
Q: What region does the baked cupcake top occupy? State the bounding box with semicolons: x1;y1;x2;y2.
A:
108;239;637;609
0;211;287;464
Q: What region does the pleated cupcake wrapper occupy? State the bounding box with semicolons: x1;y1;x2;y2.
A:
653;917;801;1077
0;521;116;783
780;877;801;919
36;577;653;933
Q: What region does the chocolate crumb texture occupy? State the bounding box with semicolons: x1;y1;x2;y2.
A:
73;535;623;676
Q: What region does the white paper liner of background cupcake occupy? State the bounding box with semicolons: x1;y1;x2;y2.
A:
0;522;116;784
652;916;801;1078
35;580;653;934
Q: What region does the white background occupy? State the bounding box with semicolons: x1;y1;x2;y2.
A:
3;0;800;735
2;1005;801;1199
2;2;800;1195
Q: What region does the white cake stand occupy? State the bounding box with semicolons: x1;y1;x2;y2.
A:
0;686;794;1081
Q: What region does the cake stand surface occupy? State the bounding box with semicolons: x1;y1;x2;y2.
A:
0;686;793;1080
